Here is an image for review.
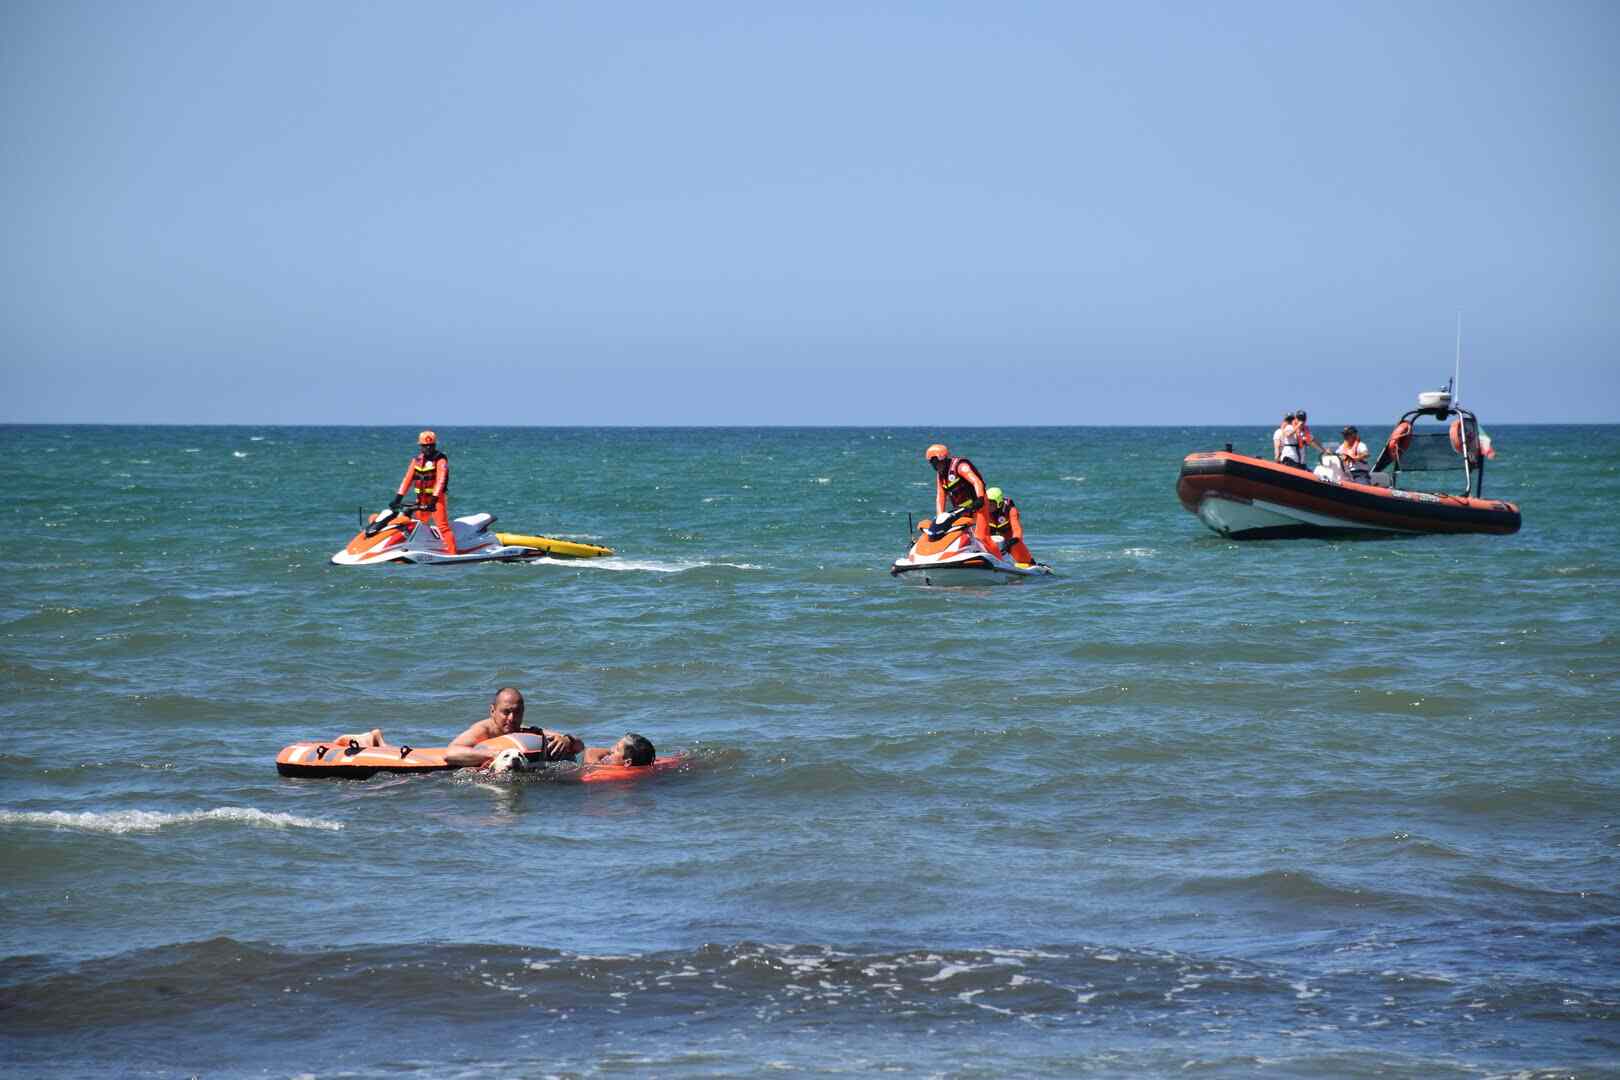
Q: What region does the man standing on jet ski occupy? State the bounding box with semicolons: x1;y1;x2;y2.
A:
985;487;1037;566
390;430;457;555
925;443;994;549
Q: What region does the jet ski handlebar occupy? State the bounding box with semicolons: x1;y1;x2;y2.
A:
363;503;424;538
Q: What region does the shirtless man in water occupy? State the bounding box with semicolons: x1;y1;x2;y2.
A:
331;687;580;768
443;686;582;768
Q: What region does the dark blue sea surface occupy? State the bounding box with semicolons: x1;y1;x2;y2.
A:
3;424;1617;1078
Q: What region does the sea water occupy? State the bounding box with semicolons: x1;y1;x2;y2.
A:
3;424;1617;1078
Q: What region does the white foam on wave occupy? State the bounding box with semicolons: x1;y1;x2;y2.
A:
553;558;762;574
0;807;343;834
233;451;249;458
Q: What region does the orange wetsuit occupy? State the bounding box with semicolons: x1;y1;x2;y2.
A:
397;450;456;554
935;456;993;548
987;497;1035;565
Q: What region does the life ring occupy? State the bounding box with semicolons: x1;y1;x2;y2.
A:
1386;421;1412;459
1448;418;1477;456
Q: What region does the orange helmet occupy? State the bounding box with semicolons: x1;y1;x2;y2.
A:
924;443;949;462
417;430;437;446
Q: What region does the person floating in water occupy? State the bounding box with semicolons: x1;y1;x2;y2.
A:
584;733;657;767
329;688;583;769
925;443;993;548
390;430;457;555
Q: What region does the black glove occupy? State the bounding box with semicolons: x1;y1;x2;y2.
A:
388;494;403;512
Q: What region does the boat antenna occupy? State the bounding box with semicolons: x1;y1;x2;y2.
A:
1453;312;1462;406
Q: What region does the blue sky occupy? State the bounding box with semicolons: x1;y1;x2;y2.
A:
3;1;1616;424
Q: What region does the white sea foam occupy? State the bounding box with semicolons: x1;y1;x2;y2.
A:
0;807;343;834
558;558;762;574
233;451;249;458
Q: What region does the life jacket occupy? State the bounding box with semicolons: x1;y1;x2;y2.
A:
987;497;1017;537
410;452;448;498
1339;438;1370;480
940;457;982;508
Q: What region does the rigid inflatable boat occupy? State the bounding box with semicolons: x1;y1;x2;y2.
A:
1177;387;1520;540
891;512;1054;585
275;731;685;781
332;505;613;566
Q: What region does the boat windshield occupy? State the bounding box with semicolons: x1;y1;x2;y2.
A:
1382;415;1483;496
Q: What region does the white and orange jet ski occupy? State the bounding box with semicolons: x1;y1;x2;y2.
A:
332;504;613;566
890;511;1054;585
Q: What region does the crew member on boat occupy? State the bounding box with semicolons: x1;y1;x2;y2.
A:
1273;412;1296;463
1337;426;1371;483
925;443;993;548
985;487;1036;565
1281;410;1320;470
391;430;457;555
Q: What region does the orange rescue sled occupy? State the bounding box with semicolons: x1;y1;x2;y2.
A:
276;732;687;782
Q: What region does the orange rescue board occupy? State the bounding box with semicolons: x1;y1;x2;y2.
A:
276;735;688;782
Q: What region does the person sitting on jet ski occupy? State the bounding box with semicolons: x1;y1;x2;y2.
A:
985;487;1037;566
584;733;657;767
925;443;994;548
389;430;458;555
444;687;583;768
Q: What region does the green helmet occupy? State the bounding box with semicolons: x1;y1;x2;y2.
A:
986;487;1004;504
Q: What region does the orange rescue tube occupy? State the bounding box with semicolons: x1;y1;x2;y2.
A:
578;754;689;784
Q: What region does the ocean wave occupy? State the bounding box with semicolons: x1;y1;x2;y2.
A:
5;936;1615;1053
0;807;343;835
1174;867;1425;913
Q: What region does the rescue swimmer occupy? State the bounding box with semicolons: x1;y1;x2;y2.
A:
985;487;1037;566
390;430;456;555
925;443;994;548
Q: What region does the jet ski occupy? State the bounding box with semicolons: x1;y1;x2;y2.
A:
890;512;1054;585
332;504;614;566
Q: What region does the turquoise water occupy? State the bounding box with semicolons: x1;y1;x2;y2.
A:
3;424;1617;1078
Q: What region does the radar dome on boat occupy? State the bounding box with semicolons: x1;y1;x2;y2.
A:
1418;388;1453;409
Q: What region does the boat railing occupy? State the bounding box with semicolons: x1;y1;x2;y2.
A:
1380;414;1485;497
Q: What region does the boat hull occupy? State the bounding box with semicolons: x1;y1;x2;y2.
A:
1177;452;1520;539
